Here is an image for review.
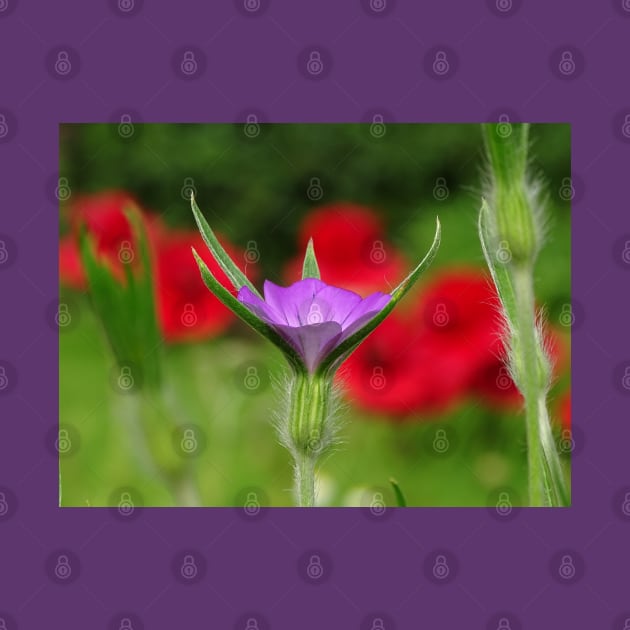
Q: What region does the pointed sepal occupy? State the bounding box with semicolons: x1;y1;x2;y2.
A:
301;238;321;280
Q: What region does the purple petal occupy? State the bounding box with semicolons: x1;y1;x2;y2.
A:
339;292;392;340
263;279;327;326
237;286;285;325
275;321;343;372
307;285;363;328
342;292;391;327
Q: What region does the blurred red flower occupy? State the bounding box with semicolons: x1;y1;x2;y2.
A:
341;311;471;417
59;190;162;289
285;203;406;295
155;230;252;343
343;268;494;416
59;190;250;344
342;266;570;419
470;352;523;411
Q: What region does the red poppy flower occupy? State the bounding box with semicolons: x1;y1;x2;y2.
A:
343;267;509;418
285;203;406;295
341;311;470;417
414;267;503;361
60;190;163;287
155;230;252;342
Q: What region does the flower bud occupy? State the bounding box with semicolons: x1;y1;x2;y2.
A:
492;185;541;267
483;123;543;268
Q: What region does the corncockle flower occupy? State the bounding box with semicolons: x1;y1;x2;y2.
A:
190;195;440;506
237;279;391;373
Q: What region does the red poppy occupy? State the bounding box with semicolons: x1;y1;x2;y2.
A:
341;310;470;417
285;203;406;295
60;190;163;287
343;267;519;418
155;230;252;342
413;267;503;364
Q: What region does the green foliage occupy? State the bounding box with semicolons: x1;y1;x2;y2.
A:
79;208;162;390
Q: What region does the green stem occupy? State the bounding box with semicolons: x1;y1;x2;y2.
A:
285;372;335;507
295;454;316;507
512;267;569;506
512;266;546;506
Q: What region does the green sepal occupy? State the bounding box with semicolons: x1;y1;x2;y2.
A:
191;248;307;373
190;195;262;298
478;199;518;326
301;238;321;280
316;217;441;375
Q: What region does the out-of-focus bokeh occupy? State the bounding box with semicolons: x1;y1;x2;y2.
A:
59;123;571;507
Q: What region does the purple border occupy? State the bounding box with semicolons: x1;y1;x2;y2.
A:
1;0;629;628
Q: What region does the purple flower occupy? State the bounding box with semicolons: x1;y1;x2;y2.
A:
238;278;391;372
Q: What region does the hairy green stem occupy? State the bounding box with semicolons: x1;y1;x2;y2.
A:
512;267;546;505
295;454;316;507
512;267;569;506
285;372;336;507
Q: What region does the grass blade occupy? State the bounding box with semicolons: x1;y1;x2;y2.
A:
389;478;407;507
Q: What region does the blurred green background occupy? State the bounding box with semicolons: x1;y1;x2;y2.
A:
59;123;571;507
